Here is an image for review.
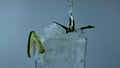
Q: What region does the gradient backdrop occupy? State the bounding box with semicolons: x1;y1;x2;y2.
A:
0;0;120;68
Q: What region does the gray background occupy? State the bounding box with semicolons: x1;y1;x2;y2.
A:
0;0;120;68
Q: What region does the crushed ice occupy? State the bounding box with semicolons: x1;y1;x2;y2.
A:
44;23;84;39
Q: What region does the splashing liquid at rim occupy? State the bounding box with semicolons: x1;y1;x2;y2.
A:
44;23;84;39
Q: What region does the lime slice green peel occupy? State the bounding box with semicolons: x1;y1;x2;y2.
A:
27;31;45;58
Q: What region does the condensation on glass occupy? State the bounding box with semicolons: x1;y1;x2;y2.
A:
33;36;87;68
